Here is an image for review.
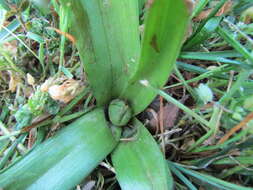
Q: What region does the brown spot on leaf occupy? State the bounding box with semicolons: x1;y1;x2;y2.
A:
150;35;160;53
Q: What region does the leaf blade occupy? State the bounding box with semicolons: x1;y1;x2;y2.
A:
112;119;173;190
121;0;189;114
0;108;118;190
64;0;140;105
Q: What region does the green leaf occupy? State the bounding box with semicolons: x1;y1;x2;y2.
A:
183;16;222;50
61;0;140;106
112;119;173;190
121;0;189;114
0;0;10;11
60;66;74;79
0;19;20;42
217;26;253;64
0;108;119;190
14;105;33;130
26;32;45;43
168;162;198;190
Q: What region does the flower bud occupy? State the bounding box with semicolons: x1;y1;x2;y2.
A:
196;83;213;104
108;99;132;127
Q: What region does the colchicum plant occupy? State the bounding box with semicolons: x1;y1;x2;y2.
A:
0;0;189;189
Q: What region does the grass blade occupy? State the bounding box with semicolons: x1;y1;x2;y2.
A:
217;26;253;64
0;19;20;42
183;17;221;50
173;163;252;190
168;161;198;190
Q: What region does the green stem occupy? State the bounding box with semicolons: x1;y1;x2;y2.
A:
0;134;26;170
57;4;71;75
174;66;197;99
0;121;26;152
165;64;228;89
0;131;21;142
187;106;221;152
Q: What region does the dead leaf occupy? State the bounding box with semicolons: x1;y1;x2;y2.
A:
28;128;36;149
3;41;18;56
194;9;212;22
41;77;54;92
48;79;84;103
241;6;253;24
194;0;233;21
160;96;188;130
184;0;195;15
147;108;159;133
181;138;195;150
27;73;35;86
148;96;188;131
8;71;22;92
216;0;233;16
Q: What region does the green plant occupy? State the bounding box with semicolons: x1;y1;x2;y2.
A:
0;0;189;189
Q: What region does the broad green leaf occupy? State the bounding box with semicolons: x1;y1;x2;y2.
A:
0;108;119;190
120;0;189;114
61;0;140;106
112;118;173;190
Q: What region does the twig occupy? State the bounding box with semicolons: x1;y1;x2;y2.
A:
217;112;253;144
159;96;165;155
